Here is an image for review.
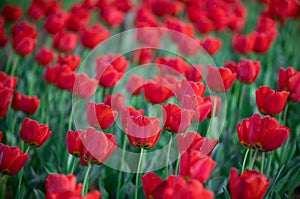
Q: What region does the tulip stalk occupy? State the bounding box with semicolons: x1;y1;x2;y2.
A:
249;150;258;170
175;154;180;175
82;162;92;196
10;56;19;77
116;133;127;199
241;148;250;173
135;148;144;199
17;145;30;198
165;135;173;178
260;152;265;173
0;175;6;199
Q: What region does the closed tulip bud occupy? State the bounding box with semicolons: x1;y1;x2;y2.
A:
206;65;236;92
86;101;118;130
44;10;68;34
287;72;300;102
12;91;40;115
201;36;222;56
120;106;144;128
2;4;22;22
256;86;289;115
229;168;270;199
57;54;81;71
232;33;255;54
13;37;37;57
73;73;98;99
235;59;261;84
278;67;296;91
100;6;124;27
0;143;29;175
53;31;78;52
126;74;145;96
80;23;110;49
0;85;13;118
35;46;55;66
237;114;290;151
66;130;83;157
20;117;52;147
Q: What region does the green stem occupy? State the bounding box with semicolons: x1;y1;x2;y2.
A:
70;156;77;174
135;148;144;199
11;56;19;77
11;112;18;138
241;148;250;173
238;84;246;112
68;105;74;130
116;134;127;199
82;163;92;196
28;63;39;96
282;103;288;125
260;152;265;173
58;91;67;136
17;145;30;198
165;136;173;178
1;175;7;199
249;150;258;170
207;97;217;137
175;154;180;175
5;51;12;73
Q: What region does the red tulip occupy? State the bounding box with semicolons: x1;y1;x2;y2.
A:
27;1;47;21
44;10;68;34
126;74;145;95
73;73;98;99
100;6;124;27
256;86;289;115
11;91;40;115
206;65;236;92
201;37;222;56
142;172;214;199
179;151;215;183
104;93;125;111
125;115;162;149
287;72;300;102
0;143;29;175
151;0;179;16
232;33;255;54
35;46;55;66
0;27;9;47
13;37;37;57
57;54;81;71
0;84;13;118
0;72;18;90
66;130;83;157
112;0;132;12
266;0;300;19
2;4;22;22
177;132;218;156
65;5;91;32
0;131;2;142
195;15;215;34
80;127;117;164
182;95;211;122
256;15;277;33
80;23;110;49
237;113;290;151
185;65;204;82
176;79;206;102
156;57;190;75
229;168;270;199
131;48;154;64
278;67;296;91
20;117;52;147
253;30;278;54
86;101;118;130
53;31;78;52
11;21;38;42
45;174;82;197
235;59;261;84
120;106;144;127
162;104;194;133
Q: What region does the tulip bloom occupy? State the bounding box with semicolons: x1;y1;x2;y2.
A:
120;106;144;127
126;74;145;95
53;31;78;52
20;117;52;147
0;131;2;142
278;67;300;102
73;73;98;99
256;86;289;115
237;114;290;151
100;6;124;27
11;91;40;115
177;132;218;156
44;10;68;34
131;48;154;64
175;79;206;102
80;127;117;164
182;95;211;122
35;46;55;66
125;115;162;149
13;37;37;57
86;101;118;130
0;84;13;118
57;54;81;71
232;33;255;54
2;4;22;21
0;143;29;175
155;57;190;75
66;130;83;157
45;173;101;198
229;168;270;199
162;104;194;133
80;23;110;49
104;93;125;111
201;36;222;56
206;65;236;92
142;172;214;199
179;151;215;183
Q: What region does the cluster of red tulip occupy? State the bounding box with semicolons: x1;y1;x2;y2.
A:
1;0;300;199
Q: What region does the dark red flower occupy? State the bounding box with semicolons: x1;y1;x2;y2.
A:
278;67;300;102
125;115;162;149
2;4;22;22
151;0;179;16
256;86;289;115
104;93;124;111
100;6;124;27
229;168;270;199
35;46;55;66
253;30;278;54
57;54;81;71
182;95;211;122
177;132;218;156
163;104;194;133
0;85;13;118
13;37;37;57
232;33;255;54
80;23;110;49
201;37;222;56
80;127;117;164
86;101;118;130
53;31;78;52
206;65;236;92
0;131;2;142
142;172;163;199
0;72;18;90
179;151;215;183
266;0;300;19
73;73;98;99
27;1;47;21
44;10;68;34
185;65;204;82
0;28;9;47
278;67;296;91
11;21;38;42
11;91;40;115
237;113;290;151
0;143;29;175
20;117;52;147
155;57;190;75
226;59;261;84
65;5;90;32
176;79;206;102
66;130;83;157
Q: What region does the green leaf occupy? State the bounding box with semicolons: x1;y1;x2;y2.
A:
33;189;45;199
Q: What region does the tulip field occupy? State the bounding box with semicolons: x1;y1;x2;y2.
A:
1;0;300;198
